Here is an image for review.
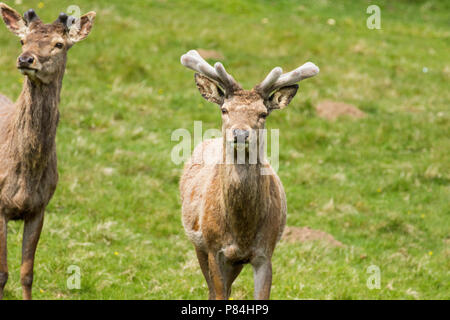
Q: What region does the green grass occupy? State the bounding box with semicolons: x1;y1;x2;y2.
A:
0;0;449;299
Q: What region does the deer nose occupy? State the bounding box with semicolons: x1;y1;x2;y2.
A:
233;129;250;143
18;54;35;68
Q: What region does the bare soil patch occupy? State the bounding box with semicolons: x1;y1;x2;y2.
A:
282;226;344;247
196;49;225;60
316;100;366;121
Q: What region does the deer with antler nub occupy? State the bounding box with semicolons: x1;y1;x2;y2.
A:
180;50;319;300
0;3;95;300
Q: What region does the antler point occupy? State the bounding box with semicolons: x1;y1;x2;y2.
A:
181;49;240;93
214;62;224;70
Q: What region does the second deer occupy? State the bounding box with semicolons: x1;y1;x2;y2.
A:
180;50;319;299
0;3;95;300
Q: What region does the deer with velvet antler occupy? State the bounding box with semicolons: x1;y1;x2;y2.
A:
0;3;95;300
180;50;319;300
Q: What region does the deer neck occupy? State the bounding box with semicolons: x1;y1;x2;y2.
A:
220;162;263;206
219;136;268;239
219;160;266;251
7;72;64;172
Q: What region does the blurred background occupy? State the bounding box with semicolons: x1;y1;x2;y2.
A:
0;0;448;299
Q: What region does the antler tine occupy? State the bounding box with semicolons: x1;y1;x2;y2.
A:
276;62;320;87
55;12;76;30
57;12;68;25
256;67;283;95
214;62;242;92
256;62;320;97
181;50;241;93
23;9;40;25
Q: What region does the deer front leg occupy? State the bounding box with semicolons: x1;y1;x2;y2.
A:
252;256;272;300
0;215;8;300
207;252;228;300
195;248;216;300
225;263;243;299
207;251;243;300
21;211;44;300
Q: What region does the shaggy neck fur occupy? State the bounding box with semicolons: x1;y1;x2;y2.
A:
6;68;64;177
219;137;269;249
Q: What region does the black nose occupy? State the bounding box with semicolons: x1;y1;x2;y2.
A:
18;54;35;67
233;129;250;142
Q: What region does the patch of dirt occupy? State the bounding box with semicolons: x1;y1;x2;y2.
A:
316;100;366;121
282;226;344;247
197;49;225;60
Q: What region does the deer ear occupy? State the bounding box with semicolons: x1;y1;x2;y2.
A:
68;11;96;43
267;85;299;110
0;3;27;38
194;73;225;106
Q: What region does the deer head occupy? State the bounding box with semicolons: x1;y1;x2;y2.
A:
0;3;96;84
181;50;319;162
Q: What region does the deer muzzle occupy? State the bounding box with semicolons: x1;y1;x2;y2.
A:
233;129;250;144
17;53;38;75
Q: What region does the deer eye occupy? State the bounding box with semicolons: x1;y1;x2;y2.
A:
55;42;64;49
20;40;24;46
221;109;228;115
259;113;268;119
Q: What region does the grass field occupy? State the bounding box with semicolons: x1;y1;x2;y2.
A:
0;0;449;300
